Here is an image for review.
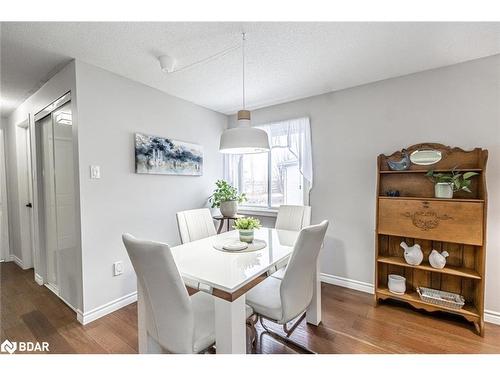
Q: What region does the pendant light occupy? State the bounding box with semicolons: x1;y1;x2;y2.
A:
219;33;270;154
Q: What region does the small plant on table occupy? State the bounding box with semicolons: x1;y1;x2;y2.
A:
233;217;261;243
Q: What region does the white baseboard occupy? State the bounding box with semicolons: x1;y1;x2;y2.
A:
34;273;44;285
320;272;500;327
321;272;375;294
10;254;25;269
44;282;59;296
42;282;81;315
78;291;137;325
485;310;500;326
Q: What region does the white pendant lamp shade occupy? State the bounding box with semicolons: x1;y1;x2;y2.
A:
220;111;270;154
219;33;270;154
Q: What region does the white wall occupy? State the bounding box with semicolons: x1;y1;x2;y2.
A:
229;54;500;315
74;61;227;314
4;112;23;264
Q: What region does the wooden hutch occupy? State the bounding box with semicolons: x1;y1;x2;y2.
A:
375;143;488;335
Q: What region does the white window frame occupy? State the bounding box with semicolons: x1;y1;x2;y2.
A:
224;117;312;216
237;140;305;213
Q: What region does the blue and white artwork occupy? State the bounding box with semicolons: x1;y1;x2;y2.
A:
135;133;203;176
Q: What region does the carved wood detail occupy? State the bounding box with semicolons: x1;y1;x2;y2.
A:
402;210;453;231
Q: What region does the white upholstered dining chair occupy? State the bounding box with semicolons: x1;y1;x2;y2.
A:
246;220;328;353
275;205;312;231
176;208;217;244
176;208;218;289
272;205;312;279
122;233;253;354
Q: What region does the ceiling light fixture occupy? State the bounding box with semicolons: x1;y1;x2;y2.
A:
158;55;176;73
219;33;270;154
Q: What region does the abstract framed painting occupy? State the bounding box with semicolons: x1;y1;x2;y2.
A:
135;133;203;176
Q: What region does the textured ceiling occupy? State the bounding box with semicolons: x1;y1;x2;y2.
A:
1;22;500;116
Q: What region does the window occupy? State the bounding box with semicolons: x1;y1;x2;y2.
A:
224;117;313;210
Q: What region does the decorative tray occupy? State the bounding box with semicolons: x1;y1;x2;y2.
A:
416;287;465;310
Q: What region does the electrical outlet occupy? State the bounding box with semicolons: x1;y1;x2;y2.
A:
113;261;123;276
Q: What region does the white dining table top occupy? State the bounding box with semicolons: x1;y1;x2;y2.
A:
171;227;299;294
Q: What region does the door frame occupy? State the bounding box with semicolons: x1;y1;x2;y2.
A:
0;128;10;262
15;118;36;270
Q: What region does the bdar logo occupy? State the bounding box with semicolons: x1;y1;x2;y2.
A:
1;339;17;354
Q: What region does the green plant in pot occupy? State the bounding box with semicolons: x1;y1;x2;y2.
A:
426;168;479;199
209;179;247;217
233;217;261;243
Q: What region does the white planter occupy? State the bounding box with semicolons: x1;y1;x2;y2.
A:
434;182;453;199
239;229;254;243
220;200;238;217
388;274;406;295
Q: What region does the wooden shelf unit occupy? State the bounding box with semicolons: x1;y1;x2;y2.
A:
375;143;488;335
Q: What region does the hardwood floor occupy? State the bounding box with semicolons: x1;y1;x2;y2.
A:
2;261;500;354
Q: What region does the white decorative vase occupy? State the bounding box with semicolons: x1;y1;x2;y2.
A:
435;182;453;199
220;200;238;217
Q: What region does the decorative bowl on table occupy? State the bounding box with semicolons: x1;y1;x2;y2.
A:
222;241;248;251
213;239;266;253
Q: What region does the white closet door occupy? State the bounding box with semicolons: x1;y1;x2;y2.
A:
52;102;78;307
39;115;59;289
35;98;80;308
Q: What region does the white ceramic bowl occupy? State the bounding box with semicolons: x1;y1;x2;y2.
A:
388;274;406;295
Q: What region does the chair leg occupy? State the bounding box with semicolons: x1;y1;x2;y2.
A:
258;314;316;354
246;314;258;353
283;312;306;337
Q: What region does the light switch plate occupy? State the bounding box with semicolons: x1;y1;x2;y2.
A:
113;261;123;276
90;165;101;179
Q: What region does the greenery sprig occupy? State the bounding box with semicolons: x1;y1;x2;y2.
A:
426;168;478;193
233;217;262;230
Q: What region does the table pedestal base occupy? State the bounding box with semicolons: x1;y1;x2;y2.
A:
214;294;247;354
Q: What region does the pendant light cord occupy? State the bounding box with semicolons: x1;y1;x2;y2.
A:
242;32;246;110
165;32;248;112
169;43;241;74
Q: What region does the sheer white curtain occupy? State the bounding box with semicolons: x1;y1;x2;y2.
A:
223;117;313;205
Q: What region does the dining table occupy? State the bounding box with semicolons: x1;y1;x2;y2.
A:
136;227;322;354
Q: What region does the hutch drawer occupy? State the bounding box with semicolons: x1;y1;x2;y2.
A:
377;197;483;246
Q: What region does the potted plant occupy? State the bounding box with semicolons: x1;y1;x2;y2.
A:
233;217;261;243
426;168;479;198
209;179;247;217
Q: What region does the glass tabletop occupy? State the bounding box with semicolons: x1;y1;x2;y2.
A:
171;227;298;293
